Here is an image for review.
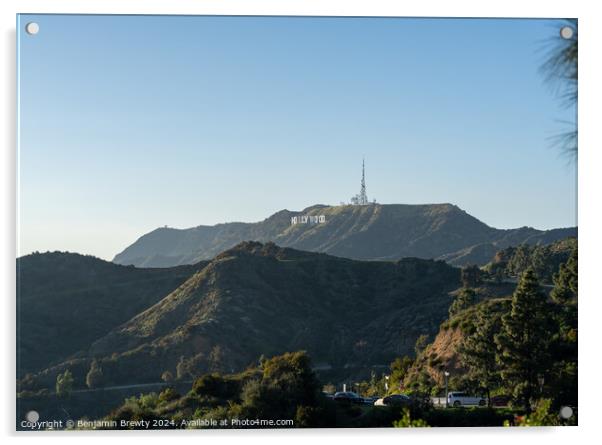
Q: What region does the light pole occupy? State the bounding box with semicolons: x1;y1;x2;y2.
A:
444;371;450;408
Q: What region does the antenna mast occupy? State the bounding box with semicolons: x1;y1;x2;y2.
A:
359;158;368;205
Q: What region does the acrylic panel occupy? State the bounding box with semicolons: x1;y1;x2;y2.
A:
16;14;578;430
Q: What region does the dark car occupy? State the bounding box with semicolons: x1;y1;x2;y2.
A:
322;392;335;400
374;394;412;407
333;391;364;404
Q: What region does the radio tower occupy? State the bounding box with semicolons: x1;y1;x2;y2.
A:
349;158;370;205
359;159;368;205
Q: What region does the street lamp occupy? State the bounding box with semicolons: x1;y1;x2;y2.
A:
444;371;450;408
384;375;390;392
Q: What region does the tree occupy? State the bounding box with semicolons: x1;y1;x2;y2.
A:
390;356;414;391
550;247;577;304
505;398;561;426
495;269;554;412
487;262;507;283
548;247;578;407
407;369;436;399
505;245;532;278
56;369;74;397
458;304;504;405
176;356;190;380
540;19;578;158
86;359;103;389
161;370;174;383
239;351;322;422
461;265;482;288
449;288;476;317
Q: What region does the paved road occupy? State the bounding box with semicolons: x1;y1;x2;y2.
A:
71;380;193;394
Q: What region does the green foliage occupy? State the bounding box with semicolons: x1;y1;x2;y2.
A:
461;265;482;288
17;251;199;376
495;269;555;411
406;368;436;397
487;238;576;284
548;246;577;407
191;373;240;400
176;355;207;380
393;408;430;428
389;356;414;392
104;351;334;429
540;19;577;156
551;247;577;304
504;399;559;426
161;370;174;383
158;387;180;403
23;243;463;392
240;351;321;421
294;405;320;427
55;369;74;397
449;288;476;317
458;304;503;402
105;392;174;430
85;359;103;389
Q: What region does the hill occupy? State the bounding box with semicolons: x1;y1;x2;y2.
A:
22;242;461;391
404;297;511;388
17;252;205;375
112;204;576;268
483;236;577;284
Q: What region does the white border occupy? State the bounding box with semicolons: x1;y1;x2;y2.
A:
2;1;600;444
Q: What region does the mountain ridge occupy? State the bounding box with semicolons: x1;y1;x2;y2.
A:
16;251;207;375
21;241;461;390
113;203;576;267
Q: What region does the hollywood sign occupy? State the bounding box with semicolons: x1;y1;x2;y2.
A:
291;215;326;225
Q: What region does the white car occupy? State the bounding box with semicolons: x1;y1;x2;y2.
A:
447;392;487;407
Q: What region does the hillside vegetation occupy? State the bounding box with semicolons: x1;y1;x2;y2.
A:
402;244;577;414
17;252;204;375
20;242;460;392
483;237;576;284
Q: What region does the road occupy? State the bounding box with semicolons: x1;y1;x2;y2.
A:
71;380;193;394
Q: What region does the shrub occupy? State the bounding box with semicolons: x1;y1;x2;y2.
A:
393;408;430;428
192;373;240;400
86;360;103;389
56;369;74;397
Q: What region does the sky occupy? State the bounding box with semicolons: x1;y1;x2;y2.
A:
17;15;577;260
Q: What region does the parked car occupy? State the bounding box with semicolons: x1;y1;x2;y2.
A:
362;396;379;405
374;394;412;407
333;391;364;404
447;392;487;407
322;392;335;400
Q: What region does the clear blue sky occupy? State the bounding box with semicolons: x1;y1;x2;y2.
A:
17;15;577;260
